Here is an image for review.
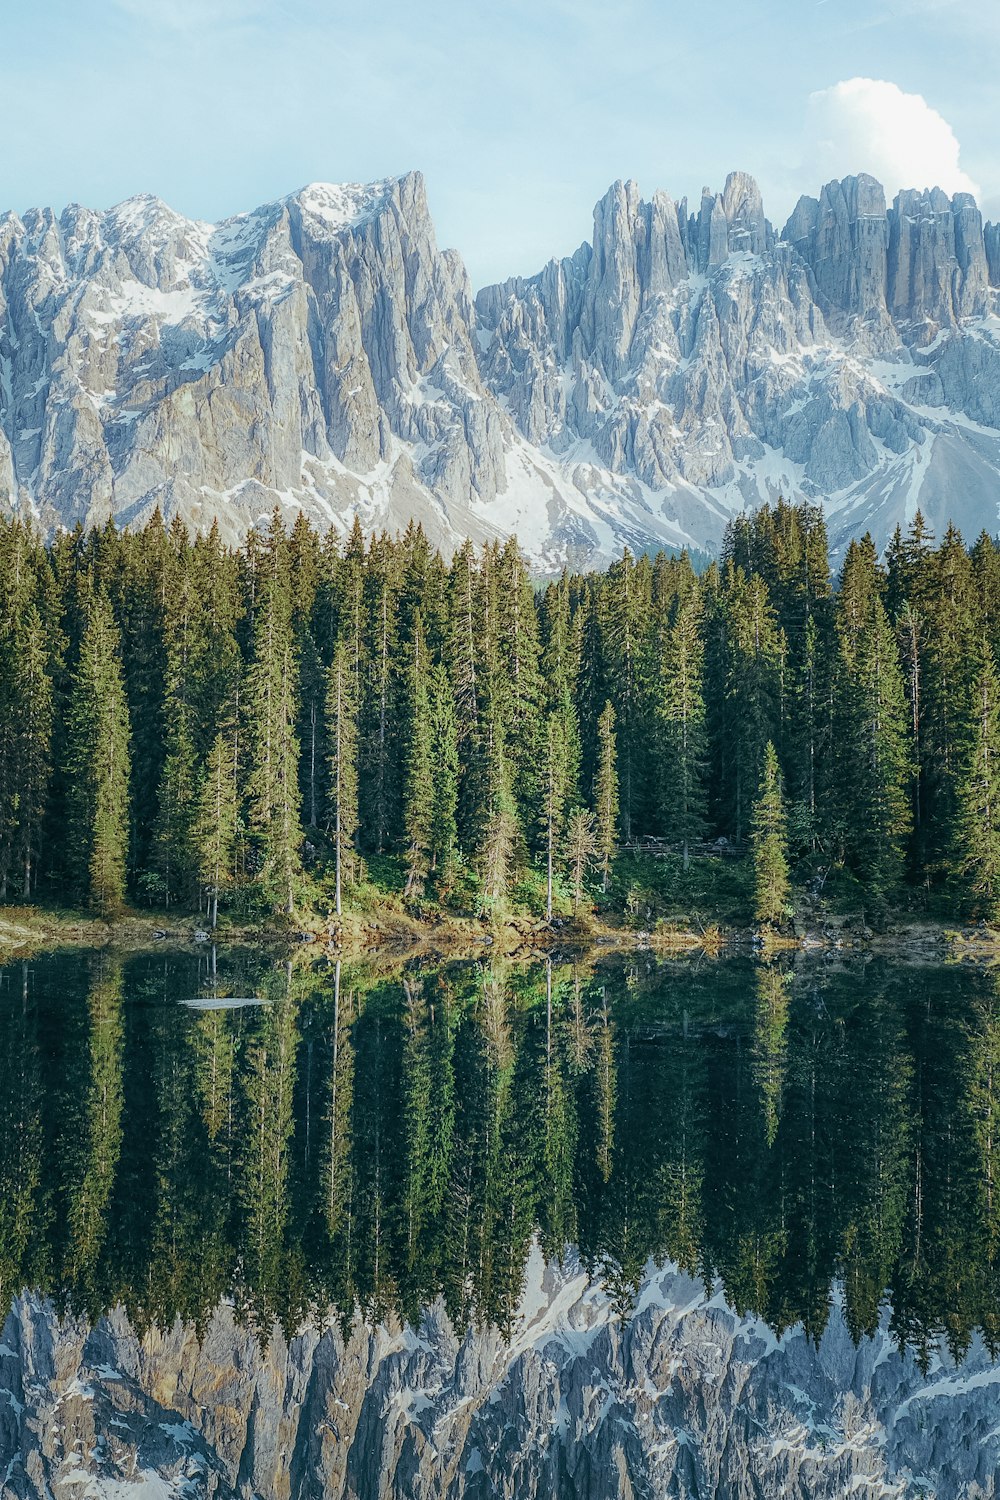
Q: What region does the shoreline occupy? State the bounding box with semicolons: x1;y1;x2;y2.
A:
1;902;996;966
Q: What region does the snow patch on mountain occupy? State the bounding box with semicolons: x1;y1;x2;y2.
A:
2;168;1000;566
3;1251;1000;1498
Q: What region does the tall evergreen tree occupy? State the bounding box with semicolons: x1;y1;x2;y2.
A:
477;722;517;919
920;524;979;870
244;517;302;916
564;808;598;914
836;541;913;896
598;550;653;840
750;742;790;927
402;617;436;895
657;575;707;865
149;715;199;906
65;593;132;914
194;730;240;928
594;702;620;892
954;644;1000;918
359;540;401;852
428;663;460;879
495;537;545;836
540;707;575;920
0;596;53;901
326;641;360;919
715;567;786;841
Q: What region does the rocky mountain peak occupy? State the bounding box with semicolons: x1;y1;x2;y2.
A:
4;1260;999;1499
2;167;1000;568
720;170;770;256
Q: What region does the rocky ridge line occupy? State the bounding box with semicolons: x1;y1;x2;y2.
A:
3;169;1000;566
1;1250;998;1498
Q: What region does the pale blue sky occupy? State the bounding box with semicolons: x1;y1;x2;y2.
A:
1;0;996;286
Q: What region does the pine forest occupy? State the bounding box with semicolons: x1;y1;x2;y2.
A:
2;499;1000;932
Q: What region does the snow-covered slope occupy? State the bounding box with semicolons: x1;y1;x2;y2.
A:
3;168;1000;566
3;1251;999;1498
478;172;1000;560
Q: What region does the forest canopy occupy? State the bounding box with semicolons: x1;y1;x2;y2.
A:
1;500;999;926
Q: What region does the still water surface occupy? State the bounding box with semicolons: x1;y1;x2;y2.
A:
1;947;996;1366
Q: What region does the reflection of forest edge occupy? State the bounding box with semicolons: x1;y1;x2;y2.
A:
1;948;998;1372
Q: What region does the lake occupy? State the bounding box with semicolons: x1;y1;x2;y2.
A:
1;948;999;1497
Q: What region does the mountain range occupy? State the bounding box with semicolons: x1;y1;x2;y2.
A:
4;1253;998;1498
2;167;1000;567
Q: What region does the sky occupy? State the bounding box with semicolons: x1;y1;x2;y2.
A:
1;0;997;287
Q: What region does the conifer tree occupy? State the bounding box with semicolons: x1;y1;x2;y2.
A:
146;545;208;906
428;663;460;879
297;629;328;831
716;567;786;840
360;541;401;852
65;593;132;914
564;808;598;914
150;714;199;906
971;531;1000;646
598;550;653;840
244;517;302;916
750;742;790;927
836;549;913;896
477;722;517;919
954;645;1000;917
448;540;481;733
540;707;575;920
447;541;483;853
117;512;172;883
921;524;978;868
594;702;619;892
195;730;240;928
773;504;835;848
0;597;53;900
338;519;368;669
402;617;436;895
496;537;545;833
658;578;707;865
326;642;359;918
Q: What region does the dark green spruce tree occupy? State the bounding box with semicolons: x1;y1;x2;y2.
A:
750;742;790;927
402;616;436;896
245;516;302;916
954;642;1000;918
836;538;913;898
428;663;460;881
327;640;360;920
65;592;132;914
594;702;619;892
657;571;707;865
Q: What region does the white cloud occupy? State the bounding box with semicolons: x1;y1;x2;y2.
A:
802;77;979;202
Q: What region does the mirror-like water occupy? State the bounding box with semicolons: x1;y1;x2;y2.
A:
5;948;1000;1499
1;948;998;1360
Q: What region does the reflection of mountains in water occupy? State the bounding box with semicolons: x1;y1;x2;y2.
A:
6;1248;1000;1500
0;948;999;1363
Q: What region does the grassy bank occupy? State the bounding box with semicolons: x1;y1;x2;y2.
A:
2;849;995;964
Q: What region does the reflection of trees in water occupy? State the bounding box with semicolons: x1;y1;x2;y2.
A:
0;962;44;1307
64;956;124;1317
2;950;1000;1357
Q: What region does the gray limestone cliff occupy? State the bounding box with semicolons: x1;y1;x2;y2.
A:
4;168;1000;566
2;1252;999;1499
477;171;1000;558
